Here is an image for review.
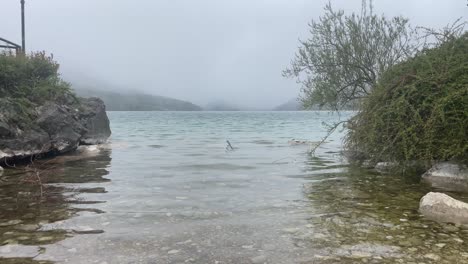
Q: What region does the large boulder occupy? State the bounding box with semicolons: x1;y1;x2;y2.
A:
419;192;468;224
37;103;85;154
0;97;111;162
78;98;111;145
422;162;468;192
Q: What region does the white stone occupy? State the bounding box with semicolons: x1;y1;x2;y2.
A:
422;162;468;191
251;255;267;263
350;251;372;258
424;253;440;261
374;162;395;173
282;227;299;234
423;162;468;179
420;192;468;224
241;245;254;249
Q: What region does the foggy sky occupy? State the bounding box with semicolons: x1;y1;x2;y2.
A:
1;0;467;108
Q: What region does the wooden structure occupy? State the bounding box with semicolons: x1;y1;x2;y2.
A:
0;0;26;55
0;37;22;54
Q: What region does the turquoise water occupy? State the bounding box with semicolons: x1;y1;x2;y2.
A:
0;111;467;263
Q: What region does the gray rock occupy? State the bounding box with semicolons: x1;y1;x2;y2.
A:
37;102;85;154
419;192;468;224
0;97;111;162
422;162;468;192
0;128;51;160
78;98;111;145
0;121;12;137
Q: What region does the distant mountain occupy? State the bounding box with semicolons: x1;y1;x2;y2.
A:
204;101;241;111
273;99;303;111
74;88;202;111
273;98;361;111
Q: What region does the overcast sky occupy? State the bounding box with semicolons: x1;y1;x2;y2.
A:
1;0;466;108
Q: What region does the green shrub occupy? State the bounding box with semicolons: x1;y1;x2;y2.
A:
0;51;78;130
346;33;468;166
0;51;74;104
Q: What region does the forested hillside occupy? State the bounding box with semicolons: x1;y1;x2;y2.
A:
74;88;202;111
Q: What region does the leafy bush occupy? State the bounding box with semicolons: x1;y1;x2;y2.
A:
0;51;77;129
346;33;468;166
0;51;74;104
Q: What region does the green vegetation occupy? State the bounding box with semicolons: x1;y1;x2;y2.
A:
346;33;468;165
0;51;73;103
0;52;75;127
287;0;467;169
283;1;417;110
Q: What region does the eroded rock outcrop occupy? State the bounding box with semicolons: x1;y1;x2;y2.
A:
422;162;468;192
419;192;468;224
0;97;111;162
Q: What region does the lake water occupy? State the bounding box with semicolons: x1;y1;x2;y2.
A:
1;111;467;264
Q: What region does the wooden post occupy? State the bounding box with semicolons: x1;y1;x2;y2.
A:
21;0;25;53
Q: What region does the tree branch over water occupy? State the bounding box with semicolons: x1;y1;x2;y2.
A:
284;0;419;111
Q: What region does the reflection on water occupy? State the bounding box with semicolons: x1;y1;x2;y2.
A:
0;149;111;263
0;111;467;263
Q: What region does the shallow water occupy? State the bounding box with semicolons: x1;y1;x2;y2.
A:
1;111;467;263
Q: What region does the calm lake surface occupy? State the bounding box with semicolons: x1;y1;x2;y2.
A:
1;111;467;264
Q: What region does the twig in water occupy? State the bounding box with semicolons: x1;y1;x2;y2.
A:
226;140;235;151
272;157;296;164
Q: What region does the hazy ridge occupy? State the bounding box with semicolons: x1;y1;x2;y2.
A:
74;88;202;111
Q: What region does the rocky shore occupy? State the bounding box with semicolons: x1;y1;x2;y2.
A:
0;97;111;164
370;160;468;225
418;163;468;224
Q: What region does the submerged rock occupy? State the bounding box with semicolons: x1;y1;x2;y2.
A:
419;192;468;224
374;162;395;173
0;97;111;163
251;255;267;263
422;162;468;192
